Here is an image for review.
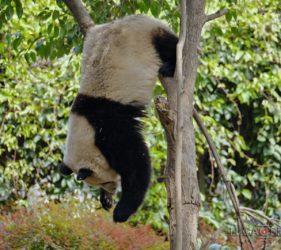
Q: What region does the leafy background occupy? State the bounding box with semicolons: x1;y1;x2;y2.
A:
0;0;280;248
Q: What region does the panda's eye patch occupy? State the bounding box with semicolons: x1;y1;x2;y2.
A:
77;168;93;180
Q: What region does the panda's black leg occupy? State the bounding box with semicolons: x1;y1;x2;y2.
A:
59;163;73;176
100;188;113;210
77;168;93;180
153;28;177;77
159;62;176;77
113;151;151;223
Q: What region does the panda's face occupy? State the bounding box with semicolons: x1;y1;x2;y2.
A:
63;113;119;187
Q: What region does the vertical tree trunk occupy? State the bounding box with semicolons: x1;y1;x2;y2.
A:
181;1;204;248
158;1;205;249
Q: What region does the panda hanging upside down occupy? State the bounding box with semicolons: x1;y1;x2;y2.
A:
59;15;178;223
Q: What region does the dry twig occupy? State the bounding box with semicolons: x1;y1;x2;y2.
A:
193;108;254;250
240;206;281;228
204;9;228;23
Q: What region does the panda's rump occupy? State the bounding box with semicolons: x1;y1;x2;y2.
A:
79;15;177;105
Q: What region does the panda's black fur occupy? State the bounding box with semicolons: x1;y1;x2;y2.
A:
72;95;150;222
59;15;178;222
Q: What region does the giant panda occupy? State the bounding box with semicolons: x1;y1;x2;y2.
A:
59;15;178;223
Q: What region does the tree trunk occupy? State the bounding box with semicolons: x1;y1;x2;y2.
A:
157;1;205;249
181;1;204;248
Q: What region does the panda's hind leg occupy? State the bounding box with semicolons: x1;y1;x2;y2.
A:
152;28;178;77
159;62;176;77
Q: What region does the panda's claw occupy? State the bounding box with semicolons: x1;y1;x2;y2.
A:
77;168;93;180
59;163;73;176
100;189;113;210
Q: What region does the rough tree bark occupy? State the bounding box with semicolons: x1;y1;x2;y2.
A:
179;1;205;248
157;1;205;249
62;0;94;35
157;1;232;249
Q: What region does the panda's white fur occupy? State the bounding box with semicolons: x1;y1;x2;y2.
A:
80;15;171;104
63;114;119;193
60;15;177;222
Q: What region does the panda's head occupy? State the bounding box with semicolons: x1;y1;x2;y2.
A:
60;113;120;192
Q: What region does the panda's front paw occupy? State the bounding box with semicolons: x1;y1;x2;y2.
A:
113;202;136;223
100;189;113;210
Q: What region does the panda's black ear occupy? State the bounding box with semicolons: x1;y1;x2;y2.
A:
59;163;73;176
77;168;93;180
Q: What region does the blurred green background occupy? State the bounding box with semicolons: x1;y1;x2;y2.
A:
0;0;280;248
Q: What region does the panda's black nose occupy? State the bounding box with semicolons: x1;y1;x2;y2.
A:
77;168;93;180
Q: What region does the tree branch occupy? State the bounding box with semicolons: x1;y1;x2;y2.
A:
155;96;176;143
193;108;254;250
158;76;177;105
174;0;188;248
240;206;281;228
62;0;94;35
204;9;228;23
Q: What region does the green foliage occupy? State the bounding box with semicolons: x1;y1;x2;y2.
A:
0;0;83;202
197;0;281;222
194;3;281;243
0;198;168;249
0;0;280;241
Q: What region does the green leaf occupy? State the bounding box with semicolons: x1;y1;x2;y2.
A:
47;24;53;34
53;26;59;37
14;0;23;18
212;26;223;36
150;0;161;17
242;189;252;200
225;11;233;22
12;37;21;50
24;52;30;63
29;51;36;63
5;5;14;20
52;10;60;20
